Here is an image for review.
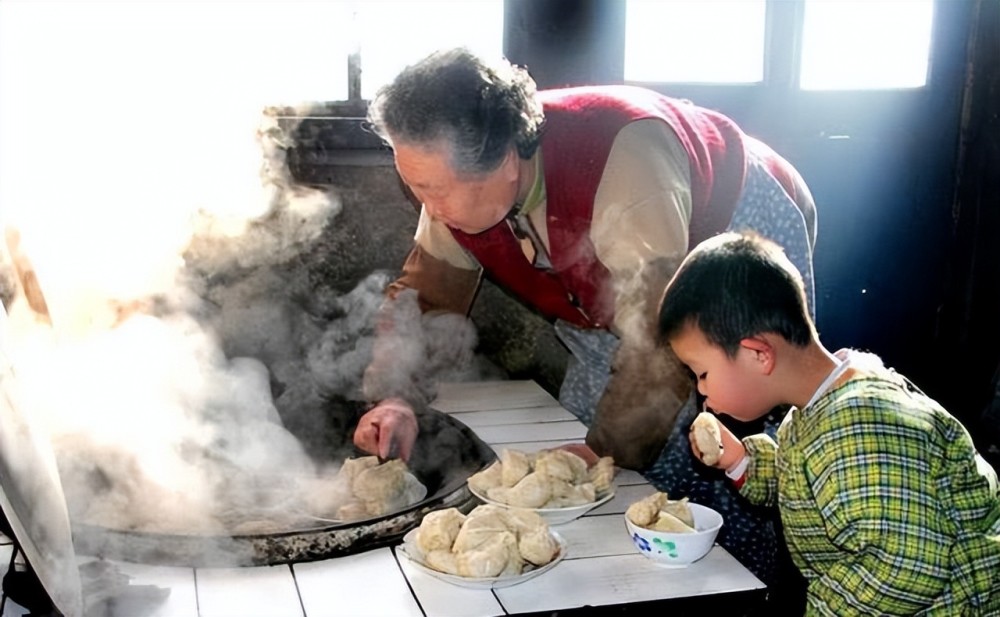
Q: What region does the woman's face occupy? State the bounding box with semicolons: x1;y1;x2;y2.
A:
669;323;772;422
393;141;519;234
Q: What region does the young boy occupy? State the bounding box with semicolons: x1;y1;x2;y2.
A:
658;231;1000;615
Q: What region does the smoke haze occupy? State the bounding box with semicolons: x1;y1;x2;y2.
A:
0;0;489;569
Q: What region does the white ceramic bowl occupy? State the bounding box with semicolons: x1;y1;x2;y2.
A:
468;484;615;526
623;502;723;568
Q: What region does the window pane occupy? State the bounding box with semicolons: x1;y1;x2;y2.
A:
357;1;505;99
624;0;766;84
800;0;934;90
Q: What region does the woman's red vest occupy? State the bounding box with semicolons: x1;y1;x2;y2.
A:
451;85;747;329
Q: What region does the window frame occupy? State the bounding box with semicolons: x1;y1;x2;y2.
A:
290;0;965;160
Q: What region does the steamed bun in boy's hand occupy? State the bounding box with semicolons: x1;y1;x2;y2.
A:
691;411;724;465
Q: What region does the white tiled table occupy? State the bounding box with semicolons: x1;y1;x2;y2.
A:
2;381;765;617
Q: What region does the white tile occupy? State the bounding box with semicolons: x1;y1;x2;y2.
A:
555;514;636;559
494;550;764;614
97;561;198;617
475;421;587;445
613;469;648;486
394;548;505;617
294;549;421;617
196;565;302;617
448;405;576;428
431;381;557;413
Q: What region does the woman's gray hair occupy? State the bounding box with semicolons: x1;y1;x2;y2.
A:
366;47;545;175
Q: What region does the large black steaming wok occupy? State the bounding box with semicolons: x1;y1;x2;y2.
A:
71;402;496;567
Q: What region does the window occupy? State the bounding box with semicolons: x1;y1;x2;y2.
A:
624;0;936;90
624;0;768;84
800;0;934;90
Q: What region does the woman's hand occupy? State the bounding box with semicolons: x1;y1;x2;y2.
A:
557;442;600;467
353;398;419;462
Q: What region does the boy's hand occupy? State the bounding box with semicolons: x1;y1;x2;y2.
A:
688;412;746;470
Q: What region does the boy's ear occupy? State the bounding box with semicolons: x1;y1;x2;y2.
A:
739;335;776;375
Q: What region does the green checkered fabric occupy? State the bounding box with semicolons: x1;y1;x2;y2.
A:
741;351;1000;615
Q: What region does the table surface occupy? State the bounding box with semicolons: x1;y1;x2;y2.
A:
1;380;764;617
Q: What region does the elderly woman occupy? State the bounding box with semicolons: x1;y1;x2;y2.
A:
352;47;816;589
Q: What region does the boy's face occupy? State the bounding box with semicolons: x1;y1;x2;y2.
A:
669;323;773;422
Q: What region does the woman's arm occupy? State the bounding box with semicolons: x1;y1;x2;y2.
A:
357;219;482;460
387;210;482;316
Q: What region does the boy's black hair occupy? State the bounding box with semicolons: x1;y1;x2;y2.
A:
657;232;815;357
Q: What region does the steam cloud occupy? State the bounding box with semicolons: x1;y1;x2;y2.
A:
1;114;489;544
0;2;490;579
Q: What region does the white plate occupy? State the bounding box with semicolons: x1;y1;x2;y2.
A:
398;528;566;589
468;485;615;525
